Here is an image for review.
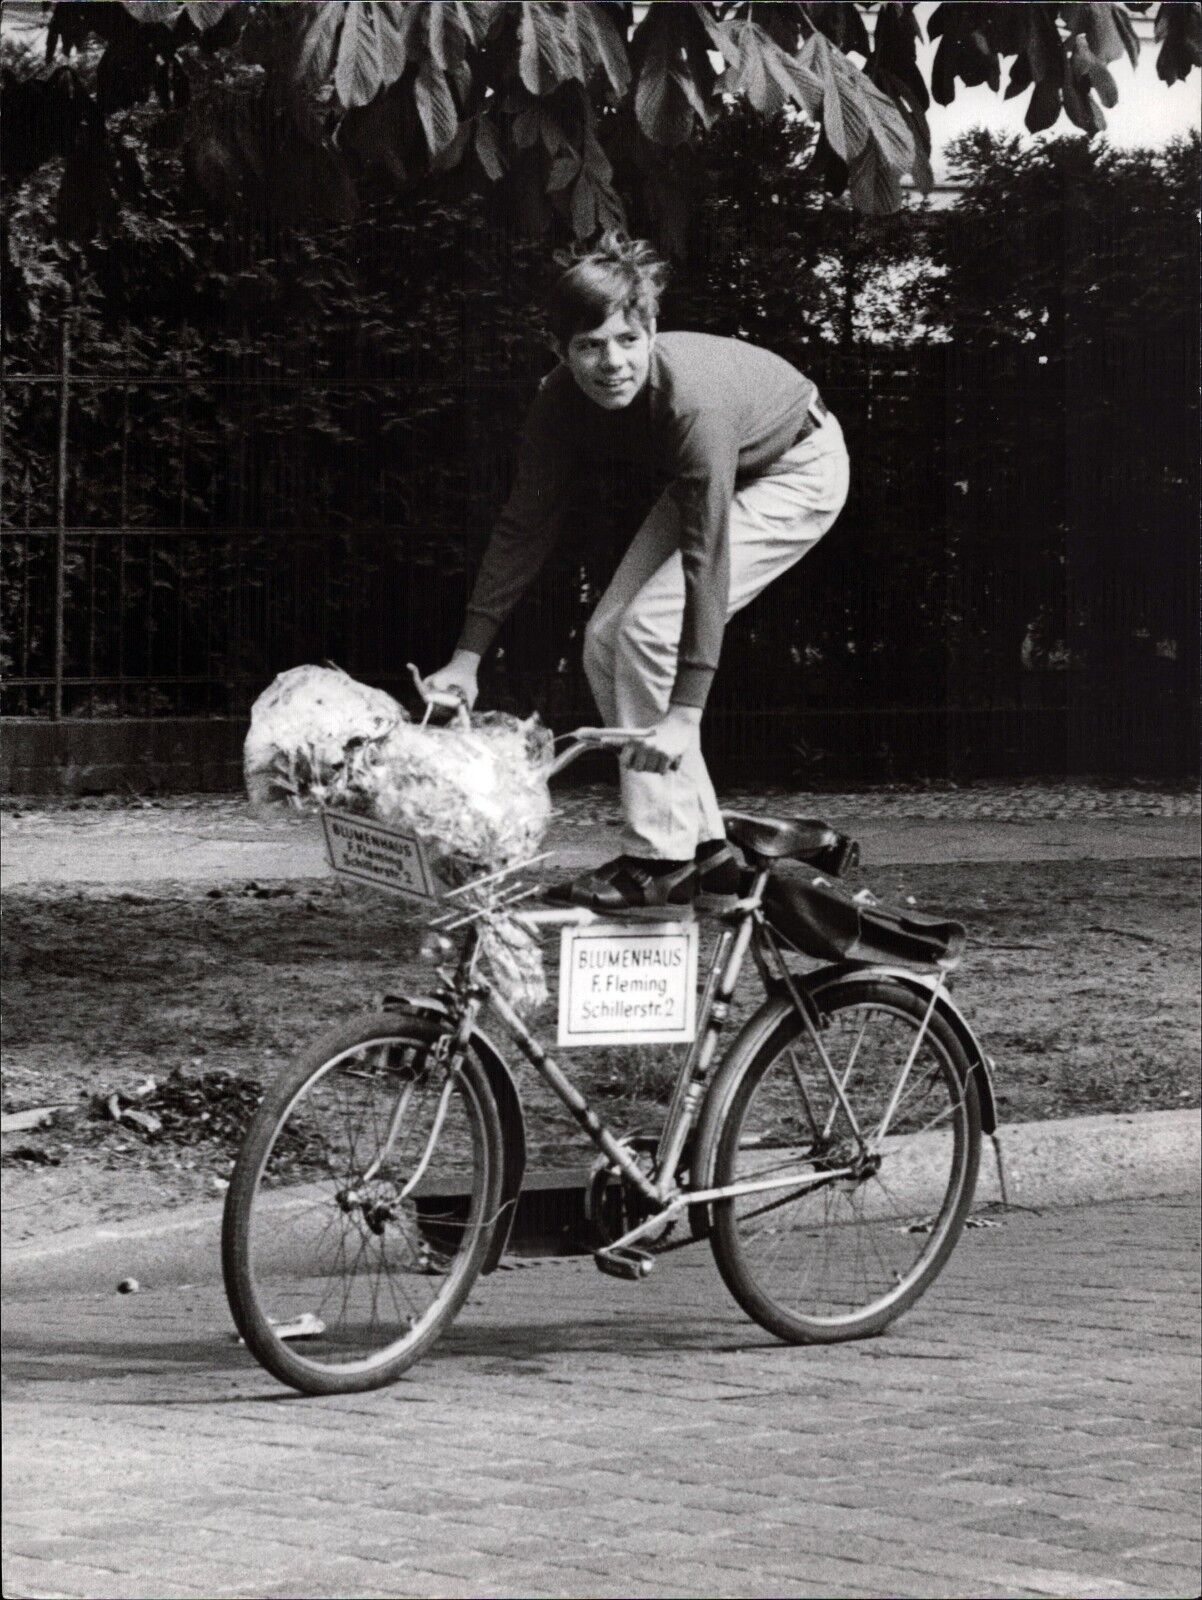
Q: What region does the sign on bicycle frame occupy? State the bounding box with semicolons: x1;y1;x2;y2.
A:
557;920;699;1048
321;811;439;904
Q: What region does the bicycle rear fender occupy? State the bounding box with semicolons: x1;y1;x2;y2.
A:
805;963;998;1136
381;993;526;1275
689;964;997;1238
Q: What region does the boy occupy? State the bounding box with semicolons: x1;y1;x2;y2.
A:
425;235;850;911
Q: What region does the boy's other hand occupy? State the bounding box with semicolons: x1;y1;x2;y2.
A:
622;706;701;774
423;652;480;711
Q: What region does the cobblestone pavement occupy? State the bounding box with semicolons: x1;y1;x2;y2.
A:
3;1197;1198;1600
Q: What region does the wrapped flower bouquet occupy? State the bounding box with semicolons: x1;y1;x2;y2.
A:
244;664;554;1008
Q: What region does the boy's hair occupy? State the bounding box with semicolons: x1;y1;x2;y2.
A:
547;233;669;345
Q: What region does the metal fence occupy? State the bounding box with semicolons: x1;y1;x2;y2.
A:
2;333;1198;784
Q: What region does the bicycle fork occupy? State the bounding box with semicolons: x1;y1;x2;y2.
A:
339;1002;477;1233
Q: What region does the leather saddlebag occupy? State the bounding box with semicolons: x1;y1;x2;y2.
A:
763;873;966;968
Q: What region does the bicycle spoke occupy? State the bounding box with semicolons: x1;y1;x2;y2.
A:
872;1058;950;1140
819;1009;871;1140
229;1023;496;1386
712;986;979;1341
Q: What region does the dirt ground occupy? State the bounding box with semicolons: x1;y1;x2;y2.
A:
3;857;1198;1243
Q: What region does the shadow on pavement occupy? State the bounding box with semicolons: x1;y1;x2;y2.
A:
1;1334;255;1381
0;1304;784;1393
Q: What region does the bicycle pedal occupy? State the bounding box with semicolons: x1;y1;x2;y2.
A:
593;1244;656;1282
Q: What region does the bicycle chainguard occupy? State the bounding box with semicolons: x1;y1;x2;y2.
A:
593;1243;656;1282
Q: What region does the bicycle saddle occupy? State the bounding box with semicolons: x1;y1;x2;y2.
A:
723;811;852;869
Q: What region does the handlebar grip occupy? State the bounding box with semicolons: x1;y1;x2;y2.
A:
547;727;656;779
572;727;655;744
407;662;465;709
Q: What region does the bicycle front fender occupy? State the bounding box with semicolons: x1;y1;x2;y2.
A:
381;993;526;1274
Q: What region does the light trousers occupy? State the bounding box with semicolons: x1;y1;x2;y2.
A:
582;410;850;860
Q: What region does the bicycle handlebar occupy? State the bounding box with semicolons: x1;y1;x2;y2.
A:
408;664;652;774
547;727;655;779
565;726;654;745
407;663;471;728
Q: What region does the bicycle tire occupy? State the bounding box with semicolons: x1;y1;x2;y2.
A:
708;979;981;1343
223;1011;503;1394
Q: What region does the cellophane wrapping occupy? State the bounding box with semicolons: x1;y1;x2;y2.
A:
476;918;549;1016
243;663;404;810
243;665;552;1010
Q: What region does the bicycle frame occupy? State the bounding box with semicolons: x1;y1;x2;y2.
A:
427;870;949;1246
394;714;955;1258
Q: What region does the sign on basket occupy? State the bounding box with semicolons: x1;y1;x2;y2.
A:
321;811;439;903
557;921;699;1048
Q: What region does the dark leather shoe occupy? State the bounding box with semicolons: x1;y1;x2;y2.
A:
545;856;696;911
693;842;745;914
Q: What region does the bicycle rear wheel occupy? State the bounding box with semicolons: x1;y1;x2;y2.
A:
708;980;981;1343
223;1012;503;1394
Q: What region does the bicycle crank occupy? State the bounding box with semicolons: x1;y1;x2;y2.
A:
585;1134;678;1253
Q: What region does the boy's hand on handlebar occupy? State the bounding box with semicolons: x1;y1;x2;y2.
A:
621;706;701;774
421;652;480;712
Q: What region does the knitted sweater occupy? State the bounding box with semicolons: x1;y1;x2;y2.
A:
458;331;815;708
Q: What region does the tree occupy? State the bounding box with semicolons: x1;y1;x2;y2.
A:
917;129;1200;720
2;0;1199;259
928;127;1201;351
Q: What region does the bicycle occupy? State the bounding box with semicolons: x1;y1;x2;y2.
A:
223;721;1000;1395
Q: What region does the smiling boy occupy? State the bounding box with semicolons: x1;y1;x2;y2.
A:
425;235;849;911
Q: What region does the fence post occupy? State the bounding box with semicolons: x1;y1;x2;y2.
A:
52;306;73;722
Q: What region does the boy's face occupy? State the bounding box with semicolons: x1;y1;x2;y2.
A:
562;309;655;410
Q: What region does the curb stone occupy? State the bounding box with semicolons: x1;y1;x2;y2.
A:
2;813;1199;888
3;1108;1197;1303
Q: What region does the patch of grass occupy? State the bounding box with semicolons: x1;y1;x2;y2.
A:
588;1044;685;1105
2;857;1198;1234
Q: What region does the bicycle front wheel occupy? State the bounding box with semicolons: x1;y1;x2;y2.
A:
223;1012;503;1394
709;980;981;1343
